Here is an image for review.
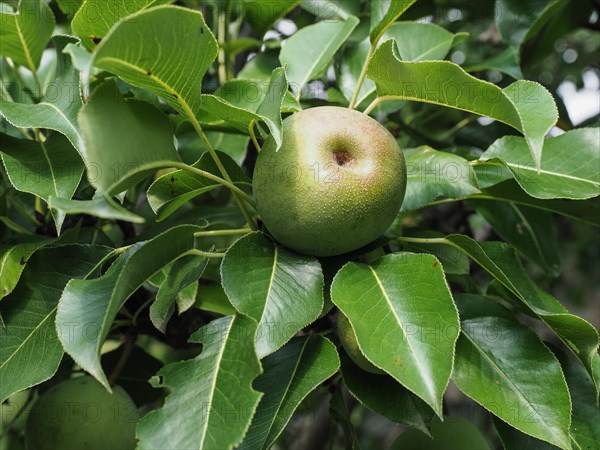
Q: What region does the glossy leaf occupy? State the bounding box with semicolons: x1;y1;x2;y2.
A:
147;151;249;221
193;283;236;316
401;146;480;213
221;232;324;358
383;22;459;62
454;316;571;449
78;80;181;195
370;0;417;43
198;67;288;150
0;36;84;154
56;225;203;389
93;5;218;119
481;129;600;200
331;252;460;415
0;245;111;403
280;16;359;98
467;199;560;275
72;0;173;50
390;417;492;450
238;336;340;450
0;0;55;71
150;254;209;333
0;236;54;299
136;315;262;450
242;0;302;36
401;231;469;276
0;133;85;232
48;194;146;224
340;353;434;435
493;416;559;450
368;40;558;168
478;180;600;227
443;235;599;377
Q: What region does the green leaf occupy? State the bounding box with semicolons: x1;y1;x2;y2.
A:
48;194;146;224
390;417;492;450
147;150;248;221
340;353;434;435
401;231;469;276
454;316;571;449
383;22;458;62
493;416;559;450
368;40;558;168
72;0;173;50
465;47;523;80
242;0;302;36
221;232;324;358
467;200;561;275
477;180;600;227
280;16;359;98
92;5;217;120
56;225;203;389
136;315;262;450
56;0;83;16
480;129;600;200
150;254;209;333
330;253;460;415
198;67;288;150
401;146;480;213
442;235;599;378
557;350;600;449
78;79;181;195
0;133;85;232
337;39;376;108
0;36;85;155
193;283;236;316
0;245;111;403
101;345;163;405
370;0;417;44
238;335;340;450
496;0;565;49
0;236;54;299
329;384;361;450
0;0;55;71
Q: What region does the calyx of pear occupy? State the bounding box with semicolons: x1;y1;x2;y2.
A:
253;106;406;257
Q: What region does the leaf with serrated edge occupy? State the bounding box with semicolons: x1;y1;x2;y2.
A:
221;232;324;358
454;316;571;449
72;0;173;50
481;129;600;200
331;252;460;415
56;225;203;389
370;0;417;43
238;335;340;450
280;16;359;99
0;36;85;155
402;146;480;213
78;79;181;195
0;132;85;233
0;245;111;403
340;353;434;436
368;40;557;168
92;5;217;119
443;235;600;379
150;254;209;333
136;315;262;450
0;1;55;71
48;195;145;224
0;236;54;300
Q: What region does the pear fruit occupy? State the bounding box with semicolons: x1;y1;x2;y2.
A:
253;106;406;256
25;376;138;450
338;313;385;375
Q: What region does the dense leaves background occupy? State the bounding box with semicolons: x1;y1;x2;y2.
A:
0;0;598;449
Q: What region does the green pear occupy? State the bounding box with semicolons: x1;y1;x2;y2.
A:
337;313;385;375
253;106;406;256
25;376;138;450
